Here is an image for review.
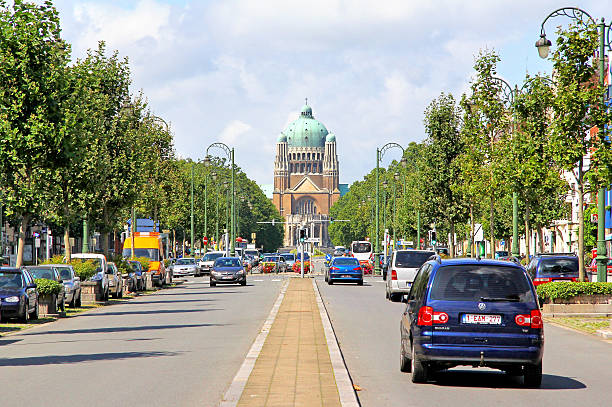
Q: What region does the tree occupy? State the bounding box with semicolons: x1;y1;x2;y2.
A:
422;92;466;257
549;21;612;280
0;0;70;266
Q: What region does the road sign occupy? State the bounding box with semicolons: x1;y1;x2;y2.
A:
35;238;41;248
203;237;208;245
304;238;320;243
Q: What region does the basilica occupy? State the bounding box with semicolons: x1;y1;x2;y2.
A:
273;103;340;247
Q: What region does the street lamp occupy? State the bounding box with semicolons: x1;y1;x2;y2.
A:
224;181;229;255
375;143;405;275
393;172;400;251
536;7;610;282
205;143;236;256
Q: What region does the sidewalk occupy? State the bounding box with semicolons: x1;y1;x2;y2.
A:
236;278;341;407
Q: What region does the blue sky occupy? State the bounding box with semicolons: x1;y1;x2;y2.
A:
53;0;612;186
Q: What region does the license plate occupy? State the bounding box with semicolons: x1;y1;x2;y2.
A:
342;275;351;278
462;314;502;325
222;276;233;279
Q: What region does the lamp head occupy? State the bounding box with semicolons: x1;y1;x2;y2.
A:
203;155;212;167
211;172;217;181
535;34;551;59
394;172;400;181
400;157;407;168
382;180;388;188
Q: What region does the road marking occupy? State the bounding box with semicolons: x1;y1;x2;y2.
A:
312;279;360;407
218;280;289;407
252;279;264;281
271;279;281;281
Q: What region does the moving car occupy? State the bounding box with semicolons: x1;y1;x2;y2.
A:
400;258;543;387
25;265;66;311
525;253;581;286
351;241;372;267
48;264;82;307
172;258;198;277
210;257;246;286
326;257;363;285
198;251;225;275
106;262;123;299
244;249;260;266
386;250;434;302
72;253;109;301
0;267;38;322
333;247;346;257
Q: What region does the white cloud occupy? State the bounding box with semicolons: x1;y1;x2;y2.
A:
219;120;252;145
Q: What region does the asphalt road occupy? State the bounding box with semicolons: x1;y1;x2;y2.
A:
316;276;612;407
0;274;287;407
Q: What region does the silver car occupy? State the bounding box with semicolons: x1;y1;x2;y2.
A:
49;264;81;307
106;262;123;299
172;258;198;277
386;250;434;302
198;252;225;275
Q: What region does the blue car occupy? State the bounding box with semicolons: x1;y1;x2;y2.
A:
400;258;543;387
209;257;246;287
326;257;363;285
0;267;39;322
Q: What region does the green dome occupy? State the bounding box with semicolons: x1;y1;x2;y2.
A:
284;104;328;148
277;133;287;142
326;133;336;143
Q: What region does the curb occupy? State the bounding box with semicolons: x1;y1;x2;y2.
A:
218;279;289;407
312;278;360;407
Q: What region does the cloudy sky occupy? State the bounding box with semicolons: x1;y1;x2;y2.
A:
54;0;611;187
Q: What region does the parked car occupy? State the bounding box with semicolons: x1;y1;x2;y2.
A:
280;253;296;269
48;264;82;307
106;262;123;298
127;260;145;291
382;255;392;280
386;250;435;302
296;252;310;262
171;257;198;277
0;267;38;322
525;253;581;286
25;265;66;311
72;253;109;301
400;257;544;386
210;257;246;286
326;257;363;285
198;252;225;275
262;255;287;273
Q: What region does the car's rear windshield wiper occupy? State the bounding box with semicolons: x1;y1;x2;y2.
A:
480;296;520;302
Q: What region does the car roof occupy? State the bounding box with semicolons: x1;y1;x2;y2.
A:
430;258;524;269
43;263;71;267
0;267;22;273
72;253;106;259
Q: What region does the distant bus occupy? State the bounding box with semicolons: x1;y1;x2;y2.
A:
351;241;372;266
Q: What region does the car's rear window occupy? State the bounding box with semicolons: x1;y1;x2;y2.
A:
395;251;434;268
333;258;360;266
538;258;578;276
430;265;535;303
27;267;55;280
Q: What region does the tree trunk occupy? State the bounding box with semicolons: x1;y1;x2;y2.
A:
577;160;585;281
449;221;455;258
489;198;495;259
64;226;71;262
102;231;110;258
524;201;531;260
537;227;544;254
15;215;29;267
470;204;475;258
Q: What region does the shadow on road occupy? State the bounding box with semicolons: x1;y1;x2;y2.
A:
78;308;223;317
21;323;225;336
0;350;179;367
0;338;22;346
131;298;216;305
431;370;586;390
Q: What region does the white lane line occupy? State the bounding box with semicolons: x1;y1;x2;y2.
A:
252;279;264;281
218;279;289;407
271;279;281;281
312;279;360;407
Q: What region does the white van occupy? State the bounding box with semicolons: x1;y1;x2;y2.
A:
386;250;434;302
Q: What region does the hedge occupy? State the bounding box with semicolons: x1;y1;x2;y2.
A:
536;281;612;302
70;259;98;281
34;278;63;296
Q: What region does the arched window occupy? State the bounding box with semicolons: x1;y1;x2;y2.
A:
297;198;318;215
307;153;311;160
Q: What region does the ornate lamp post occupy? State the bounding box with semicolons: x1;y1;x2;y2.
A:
212;172;219;250
204;143;236;256
536;7;611;282
393;172;400;250
375;143;407;275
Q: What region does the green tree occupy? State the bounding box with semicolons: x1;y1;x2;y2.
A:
422;92;466;256
549;21;612;280
0;0;70;266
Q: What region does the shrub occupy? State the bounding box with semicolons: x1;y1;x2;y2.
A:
292;261;310;273
41;254;65;265
536;281;612;302
70;259;98;281
35;278;63;296
133;257;151;272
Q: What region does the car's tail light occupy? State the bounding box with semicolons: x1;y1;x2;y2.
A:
433;311;449;324
391;270;397;280
353;267;362;271
330;267;339;271
515;310;543;328
417;306;433;326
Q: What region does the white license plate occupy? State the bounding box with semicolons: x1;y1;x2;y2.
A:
222;276;233;279
342;275;351;278
462;314;502;325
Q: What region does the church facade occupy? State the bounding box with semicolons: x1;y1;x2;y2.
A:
273;103;340;247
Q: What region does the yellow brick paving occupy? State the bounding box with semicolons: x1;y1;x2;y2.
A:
237;278;342;407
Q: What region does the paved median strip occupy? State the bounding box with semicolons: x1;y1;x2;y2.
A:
219;277;358;407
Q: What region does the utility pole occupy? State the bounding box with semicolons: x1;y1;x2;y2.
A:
190;164;194;256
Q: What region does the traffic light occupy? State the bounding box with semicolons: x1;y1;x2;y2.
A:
431;230;437;245
299;228;306;242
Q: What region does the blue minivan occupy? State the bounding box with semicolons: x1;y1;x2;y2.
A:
400;258;543;387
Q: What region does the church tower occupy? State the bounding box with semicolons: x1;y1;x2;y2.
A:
272;102;341;247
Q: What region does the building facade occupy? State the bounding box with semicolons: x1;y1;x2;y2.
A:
273;103;340;247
